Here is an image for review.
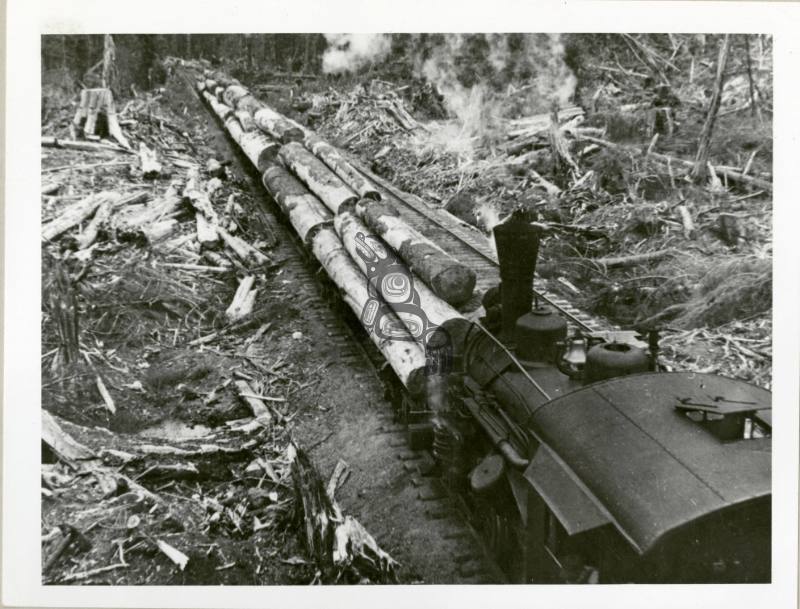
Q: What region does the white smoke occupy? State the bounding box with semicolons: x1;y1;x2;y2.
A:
413;34;578;157
322;34;391;74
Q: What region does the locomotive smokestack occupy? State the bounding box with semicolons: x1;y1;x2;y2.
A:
492;210;541;344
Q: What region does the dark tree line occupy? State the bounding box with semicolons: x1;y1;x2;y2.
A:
42;34;327;92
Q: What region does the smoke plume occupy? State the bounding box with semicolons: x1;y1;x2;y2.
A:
322;34;391;74
413;34;578;157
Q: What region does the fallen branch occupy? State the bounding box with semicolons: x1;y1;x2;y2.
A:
42;191;121;242
226;276;258;321
42;136;132;154
593;249;675;268
234;379;273;426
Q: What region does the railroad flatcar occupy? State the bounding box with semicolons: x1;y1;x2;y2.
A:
413;211;771;584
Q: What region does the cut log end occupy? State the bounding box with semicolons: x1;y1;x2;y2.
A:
430;266;477;306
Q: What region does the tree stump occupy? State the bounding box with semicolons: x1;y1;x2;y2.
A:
71;88;130;149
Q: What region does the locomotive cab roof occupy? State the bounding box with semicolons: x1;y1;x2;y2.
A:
524;371;771;555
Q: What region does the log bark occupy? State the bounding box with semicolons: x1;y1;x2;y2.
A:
42;191;121;242
234;109;257;132
202;91;233;122
305;135;381;200
310;225;426;396
253;106;305;143
677;204;696;239
238;131;280;172
42;411;96;462
183;169;220;225
357;198;476;306
262;165;333;243
334;205;462;331
110;190;182;234
223;114;244;145
141;219;178;244
234;93;264;115
278;142;358;214
223;85;250;109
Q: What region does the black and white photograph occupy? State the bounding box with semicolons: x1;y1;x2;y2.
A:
3;1;800;607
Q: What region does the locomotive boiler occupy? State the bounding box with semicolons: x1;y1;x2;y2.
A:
422;210;771;584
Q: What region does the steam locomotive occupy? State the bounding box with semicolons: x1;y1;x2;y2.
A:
401;211;771;584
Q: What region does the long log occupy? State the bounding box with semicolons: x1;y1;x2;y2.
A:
234;109;257;132
202;91;233;122
593;249;675;268
262;165;332;243
223;114;245;145
42;191;121;242
238;131;281;172
356;198;476;306
235;93;264;116
223;85;250;109
253;106;305;143
310;225;426;396
305;135;381;201
334;204;462;332
278;142;358;214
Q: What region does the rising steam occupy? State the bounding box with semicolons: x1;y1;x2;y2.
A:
414;34;578;158
322;34;391;74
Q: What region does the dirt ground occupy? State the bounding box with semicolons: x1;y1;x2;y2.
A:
41;71;495;585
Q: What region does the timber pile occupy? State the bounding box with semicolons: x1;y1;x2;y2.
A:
189;63;476;402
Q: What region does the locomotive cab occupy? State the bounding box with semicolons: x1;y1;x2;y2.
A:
425;210;772;584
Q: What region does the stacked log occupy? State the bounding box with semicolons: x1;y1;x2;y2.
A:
357;198;476;306
254;106;305;143
262;165;332;243
238;131;281;173
334;204;461;330
189;70;446;397
305;135;380;201
278;142;358;214
310;225;427;396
